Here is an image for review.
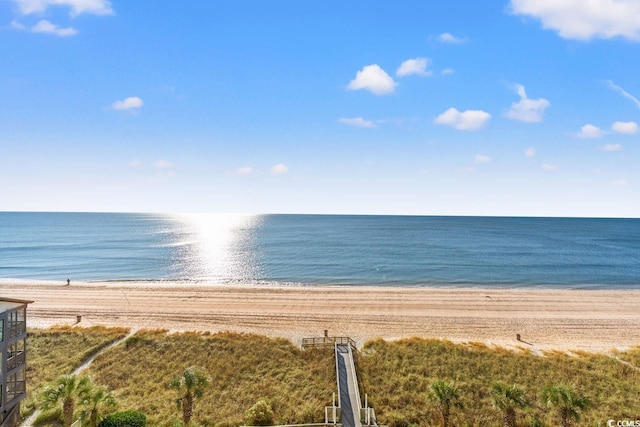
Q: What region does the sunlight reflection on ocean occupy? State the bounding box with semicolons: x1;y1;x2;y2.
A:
166;213;262;282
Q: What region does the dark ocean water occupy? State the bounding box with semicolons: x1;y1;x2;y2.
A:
0;212;638;288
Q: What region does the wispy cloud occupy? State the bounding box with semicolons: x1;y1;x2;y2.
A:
437;32;468;44
504;84;550;122
9;20;27;30
154;160;174;169
347;64;397;95
607;81;640;108
474;154;492;164
270;163;288;176
612;121;638;134
396;57;432;77
153;159;176;177
441;68;454;76
599;144;623;152
525;147;536;157
236;166;253;175
612;179;628;187
129;160;142;168
338;117;376;128
9;19;78;36
510;0;640;41
31;19;77;36
12;0;114;16
434;107;491;131
541;163;558;171
111;96;143;111
577;124;602;138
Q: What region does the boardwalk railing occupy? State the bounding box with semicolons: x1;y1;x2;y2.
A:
302;337;357;351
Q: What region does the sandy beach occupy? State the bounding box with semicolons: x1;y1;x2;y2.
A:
1;281;639;353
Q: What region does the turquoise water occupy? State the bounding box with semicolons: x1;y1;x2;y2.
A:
0;212;639;288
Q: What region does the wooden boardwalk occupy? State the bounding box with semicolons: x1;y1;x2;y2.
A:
303;336;381;427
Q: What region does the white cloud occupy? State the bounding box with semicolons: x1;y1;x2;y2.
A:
111;96;143;111
612;179;628;187
434;107;491;131
396;57;432;77
31;19;77;36
504;84;550;122
510;0;640;41
347;64;397;95
441;68;454;75
438;32;468;44
236;166;253;175
525;147;536;157
129;160;142;168
599;144;623;152
9;20;27;30
474;154;492;164
13;0;113;16
612;121;638;134
607;81;640;108
338;117;376;128
541;163;558;171
154;160;174;169
270;163;288;176
577;124;602;138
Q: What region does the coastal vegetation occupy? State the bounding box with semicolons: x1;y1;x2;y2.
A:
24;326;129;420
85;329;335;426
25;327;640;426
357;338;639;426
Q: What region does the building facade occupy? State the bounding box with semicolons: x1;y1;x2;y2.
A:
0;298;32;427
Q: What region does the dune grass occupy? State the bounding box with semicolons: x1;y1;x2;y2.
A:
23;326;130;419
25;328;640;426
357;338;640;427
84;330;336;427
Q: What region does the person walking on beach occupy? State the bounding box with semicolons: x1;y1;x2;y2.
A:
66;278;70;286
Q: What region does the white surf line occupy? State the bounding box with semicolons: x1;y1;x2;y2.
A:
21;329;138;426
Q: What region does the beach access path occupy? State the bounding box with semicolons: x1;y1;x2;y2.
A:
1;281;639;353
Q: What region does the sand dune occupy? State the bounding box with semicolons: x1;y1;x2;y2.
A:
2;281;638;352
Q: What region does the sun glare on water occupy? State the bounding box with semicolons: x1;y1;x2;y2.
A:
170;213;261;283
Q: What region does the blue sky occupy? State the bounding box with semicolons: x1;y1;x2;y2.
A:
1;0;639;217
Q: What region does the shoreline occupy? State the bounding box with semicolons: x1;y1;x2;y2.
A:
2;281;639;353
1;277;636;290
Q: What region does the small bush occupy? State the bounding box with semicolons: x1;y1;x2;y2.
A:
98;410;147;427
244;398;274;426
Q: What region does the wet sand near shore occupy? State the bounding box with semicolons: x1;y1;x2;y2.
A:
1;281;638;353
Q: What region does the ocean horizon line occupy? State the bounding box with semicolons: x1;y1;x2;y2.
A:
1;210;639;220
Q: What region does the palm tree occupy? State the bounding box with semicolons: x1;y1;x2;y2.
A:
40;374;92;427
540;384;590;427
491;382;529;427
81;384;118;427
428;380;463;427
169;366;210;426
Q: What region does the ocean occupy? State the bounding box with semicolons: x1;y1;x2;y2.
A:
0;212;638;289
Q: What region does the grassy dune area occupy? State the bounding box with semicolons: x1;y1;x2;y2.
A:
24;326;130;419
25;327;640;426
357;338;640;426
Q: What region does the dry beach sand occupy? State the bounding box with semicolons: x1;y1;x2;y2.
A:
1;281;639;353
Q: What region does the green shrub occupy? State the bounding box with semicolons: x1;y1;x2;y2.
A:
244;398;275;426
98;410;146;427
